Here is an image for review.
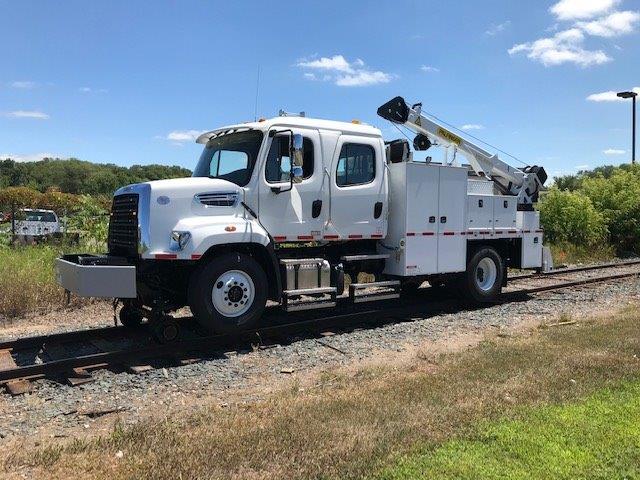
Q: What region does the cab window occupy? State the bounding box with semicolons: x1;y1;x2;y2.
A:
336;143;376;186
265;135;314;183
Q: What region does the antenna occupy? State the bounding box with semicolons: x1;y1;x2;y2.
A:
253;65;260;122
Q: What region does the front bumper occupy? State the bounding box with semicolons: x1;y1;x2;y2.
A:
55;254;137;298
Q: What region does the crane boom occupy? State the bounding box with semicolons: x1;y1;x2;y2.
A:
377;96;547;207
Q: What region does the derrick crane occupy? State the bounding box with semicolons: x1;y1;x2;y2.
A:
377;96;547;208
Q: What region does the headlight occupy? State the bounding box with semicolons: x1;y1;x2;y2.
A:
170;231;191;251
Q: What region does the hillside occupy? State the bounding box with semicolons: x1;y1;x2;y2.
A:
0;158;192;196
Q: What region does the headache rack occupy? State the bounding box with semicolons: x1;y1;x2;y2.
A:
107;193;139;257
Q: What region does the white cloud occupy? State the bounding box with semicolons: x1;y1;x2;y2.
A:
510;1;638;67
586;87;640;101
4;110;49;119
603;148;626;155
165;130;205;143
461;124;485;130
420;65;440;73
486;20;511;36
508;28;611;67
575;164;591;170
550;0;620;20
577;10;640;37
10;80;37;89
0;152;61;162
79;87;108;93
297;55;394;87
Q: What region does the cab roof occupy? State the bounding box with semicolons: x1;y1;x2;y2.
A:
196;116;382;144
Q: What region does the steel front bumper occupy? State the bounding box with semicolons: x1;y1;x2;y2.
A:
55;254;137;298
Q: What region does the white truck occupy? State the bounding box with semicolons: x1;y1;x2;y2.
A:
14;209;62;239
56;96;551;339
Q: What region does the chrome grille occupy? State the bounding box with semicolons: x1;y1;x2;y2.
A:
107;194;139;257
195;192;239;207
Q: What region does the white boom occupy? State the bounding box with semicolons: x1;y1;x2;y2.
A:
377;96;547;207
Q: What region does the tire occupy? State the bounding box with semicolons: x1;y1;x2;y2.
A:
461;247;504;303
188;253;268;334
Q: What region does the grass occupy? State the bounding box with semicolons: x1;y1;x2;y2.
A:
548;241;615;266
378;382;640;479
0;245;65;318
0;244;94;320
5;306;640;479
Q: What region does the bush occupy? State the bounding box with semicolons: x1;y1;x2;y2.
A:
580;169;640;253
538;188;608;247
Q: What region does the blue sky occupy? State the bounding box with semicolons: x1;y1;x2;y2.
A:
0;0;638;179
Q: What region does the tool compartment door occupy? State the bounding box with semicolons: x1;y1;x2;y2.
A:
405;163;439;275
437;165;467;273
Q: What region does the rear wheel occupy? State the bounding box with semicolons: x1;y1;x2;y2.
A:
461;247;504;303
188;253;268;334
119;305;143;329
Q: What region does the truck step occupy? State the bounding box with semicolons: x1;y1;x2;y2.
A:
282;286;337;312
341;254;389;262
348;280;401;303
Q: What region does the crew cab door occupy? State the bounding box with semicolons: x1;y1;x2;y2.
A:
328;135;387;239
257;128;329;241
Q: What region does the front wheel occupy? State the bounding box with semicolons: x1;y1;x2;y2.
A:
461;247;504;303
188;253;268;334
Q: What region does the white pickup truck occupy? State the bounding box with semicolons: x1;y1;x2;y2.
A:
56;96;551;340
14;209;62;238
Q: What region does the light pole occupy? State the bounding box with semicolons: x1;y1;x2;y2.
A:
617;91;637;164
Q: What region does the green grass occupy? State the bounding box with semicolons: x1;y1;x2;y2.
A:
548;241;615;266
378;382;640;480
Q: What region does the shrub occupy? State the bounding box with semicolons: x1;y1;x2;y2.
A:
580;168;640;253
538;188;608;247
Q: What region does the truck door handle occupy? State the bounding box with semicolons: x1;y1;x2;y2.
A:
428;216;436;223
374;202;383;219
312;200;322;218
440;216;447;223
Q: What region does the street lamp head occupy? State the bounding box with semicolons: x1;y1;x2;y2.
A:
617;91;638;99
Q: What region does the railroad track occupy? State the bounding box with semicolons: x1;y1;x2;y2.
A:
1;260;639;395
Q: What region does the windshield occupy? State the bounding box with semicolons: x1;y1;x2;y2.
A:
24;211;57;222
193;130;264;186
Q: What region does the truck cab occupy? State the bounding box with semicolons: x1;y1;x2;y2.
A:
56;97;550;339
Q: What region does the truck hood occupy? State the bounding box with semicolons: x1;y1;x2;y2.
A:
115;176;240;198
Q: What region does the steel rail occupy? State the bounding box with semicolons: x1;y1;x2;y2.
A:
2;259;638;353
1;268;639;385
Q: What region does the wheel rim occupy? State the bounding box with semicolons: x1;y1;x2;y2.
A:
211;269;255;318
475;257;497;292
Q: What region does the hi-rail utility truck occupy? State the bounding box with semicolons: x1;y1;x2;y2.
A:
56;96;552;341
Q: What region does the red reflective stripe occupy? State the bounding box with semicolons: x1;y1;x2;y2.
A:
348;234;363;239
273;236;287;241
480;231;491;235
155;253;177;260
535;229;544;233
508;230;517;234
406;232;416;237
460;232;466;235
523;230;531;233
443;231;455;236
323;235;340;240
371;234;383;238
297;235;314;240
422;232;434;236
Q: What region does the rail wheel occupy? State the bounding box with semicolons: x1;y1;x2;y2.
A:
188;253;267;334
462;247;504;303
119;305;143;329
151;315;180;344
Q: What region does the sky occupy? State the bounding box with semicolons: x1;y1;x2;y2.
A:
0;0;639;179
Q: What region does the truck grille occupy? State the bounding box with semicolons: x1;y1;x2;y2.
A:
107;194;139;257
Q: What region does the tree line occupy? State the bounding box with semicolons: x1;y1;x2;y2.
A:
0;157;192;196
